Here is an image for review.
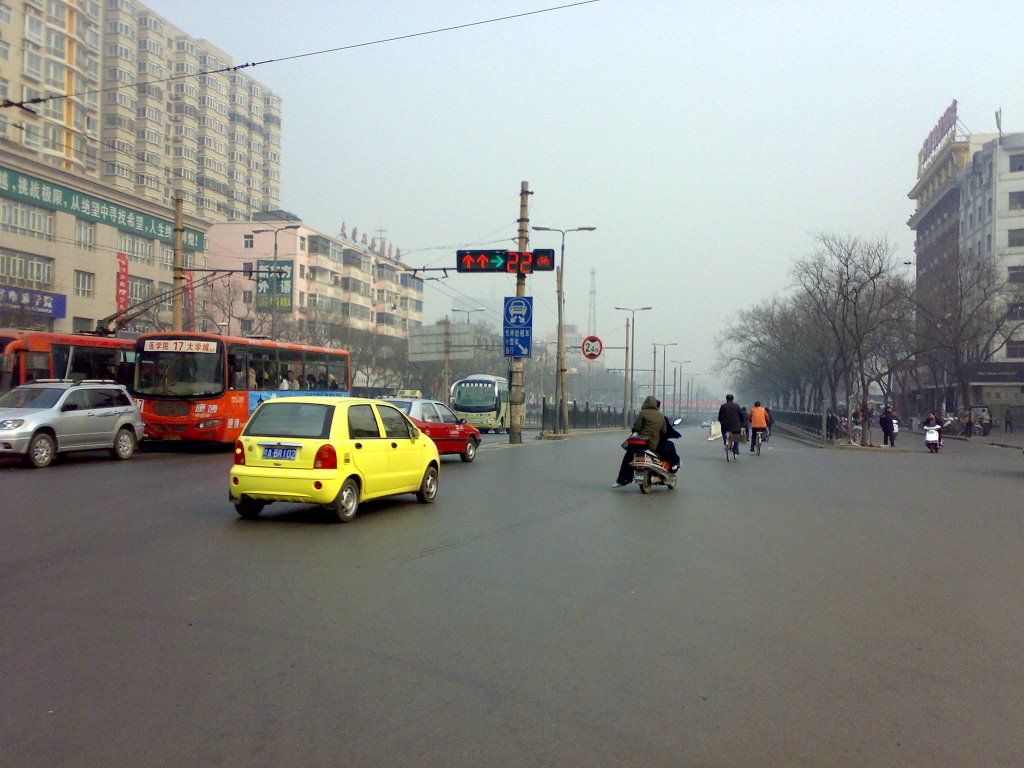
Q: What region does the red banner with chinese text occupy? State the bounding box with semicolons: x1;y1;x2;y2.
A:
116;252;129;312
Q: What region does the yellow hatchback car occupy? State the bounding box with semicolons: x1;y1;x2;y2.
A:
229;396;440;522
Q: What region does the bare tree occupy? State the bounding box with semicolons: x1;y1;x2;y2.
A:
915;248;1024;414
794;234;904;444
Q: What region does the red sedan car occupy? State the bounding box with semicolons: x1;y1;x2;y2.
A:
383;398;481;462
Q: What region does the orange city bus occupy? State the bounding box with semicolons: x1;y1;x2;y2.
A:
0;331;136;392
130;331;352;443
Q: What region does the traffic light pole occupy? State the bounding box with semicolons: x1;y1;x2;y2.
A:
508;181;531;445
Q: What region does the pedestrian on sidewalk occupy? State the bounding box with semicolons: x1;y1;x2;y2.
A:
880;406;897;447
1005;407;1014;433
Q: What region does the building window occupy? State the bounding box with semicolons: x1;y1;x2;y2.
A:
128;276;152;303
118;231;153;264
1011;155;1024;173
1009;304;1024;321
74;270;95;297
75;218;95;251
72;316;94;333
1007;341;1024;359
0;249;53;287
243;234;253;248
1009;230;1024;249
242;290;253;305
1008;266;1024;283
1011;191;1024;211
1;199;54;240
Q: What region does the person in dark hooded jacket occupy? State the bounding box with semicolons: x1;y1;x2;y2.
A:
718;394;744;456
613;395;666;487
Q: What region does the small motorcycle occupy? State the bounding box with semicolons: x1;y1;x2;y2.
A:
623;418;682;493
924;425;941;453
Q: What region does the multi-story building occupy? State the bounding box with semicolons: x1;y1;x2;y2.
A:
0;0;104;176
2;0;280;223
907;100;1024;413
955;132;1024;409
0;0;283;331
0;152;207;332
99;0;281;221
205;213;423;342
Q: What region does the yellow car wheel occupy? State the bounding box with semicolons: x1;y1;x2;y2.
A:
235;497;265;519
416;466;438;504
334;477;360;523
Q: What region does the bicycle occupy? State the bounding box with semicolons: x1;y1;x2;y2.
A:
723;431;741;461
755;430;765;455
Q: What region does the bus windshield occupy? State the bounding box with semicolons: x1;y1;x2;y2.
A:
134;345;225;397
452;381;498;412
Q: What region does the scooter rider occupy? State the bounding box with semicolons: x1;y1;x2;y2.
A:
656;410;682;472
921;411;943;447
613;395;666;487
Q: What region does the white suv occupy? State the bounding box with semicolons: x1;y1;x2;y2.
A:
0;380;146;468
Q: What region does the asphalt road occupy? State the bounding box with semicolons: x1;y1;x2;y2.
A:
2;431;1021;767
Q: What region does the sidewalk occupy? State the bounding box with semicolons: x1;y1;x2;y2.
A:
904;424;1024;451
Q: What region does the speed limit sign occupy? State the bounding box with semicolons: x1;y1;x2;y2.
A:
581;335;603;360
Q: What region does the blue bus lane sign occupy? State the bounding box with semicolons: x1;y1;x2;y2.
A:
503;296;533;358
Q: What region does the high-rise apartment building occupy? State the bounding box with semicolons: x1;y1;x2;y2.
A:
0;0;285;332
100;0;281;221
1;0;280;223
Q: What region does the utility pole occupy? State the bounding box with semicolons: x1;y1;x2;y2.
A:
508;181;531;445
443;315;451;404
171;192;185;332
622;318;630;428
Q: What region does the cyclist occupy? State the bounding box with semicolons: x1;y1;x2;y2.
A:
748;401;769;452
717;394;744;458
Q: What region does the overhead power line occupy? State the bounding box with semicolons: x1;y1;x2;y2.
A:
1;0;601;111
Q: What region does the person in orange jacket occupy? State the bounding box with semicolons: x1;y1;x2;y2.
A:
748;401;769;451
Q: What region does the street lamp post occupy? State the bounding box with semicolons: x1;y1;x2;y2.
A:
252;223;300;340
614;306;652;419
452;307;486;325
532;225;596;434
672;361;696;419
651;343;678;409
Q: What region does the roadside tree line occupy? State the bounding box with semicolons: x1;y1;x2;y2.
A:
717;233;1024;443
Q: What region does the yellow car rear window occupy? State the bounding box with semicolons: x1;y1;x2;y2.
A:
245;402;334;439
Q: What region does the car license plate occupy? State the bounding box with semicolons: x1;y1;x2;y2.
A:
263;447;297;460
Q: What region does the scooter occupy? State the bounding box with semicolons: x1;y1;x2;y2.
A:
924;425;941;453
623;418;682;494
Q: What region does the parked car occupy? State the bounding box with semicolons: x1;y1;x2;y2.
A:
230;396;440;523
0;379;145;468
383;397;481;462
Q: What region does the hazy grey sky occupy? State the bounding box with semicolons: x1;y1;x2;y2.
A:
150;0;1022;394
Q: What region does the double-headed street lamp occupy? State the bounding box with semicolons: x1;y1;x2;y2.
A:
614;305;652;421
252;223;300;340
452;307;486;324
532;225;596;435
